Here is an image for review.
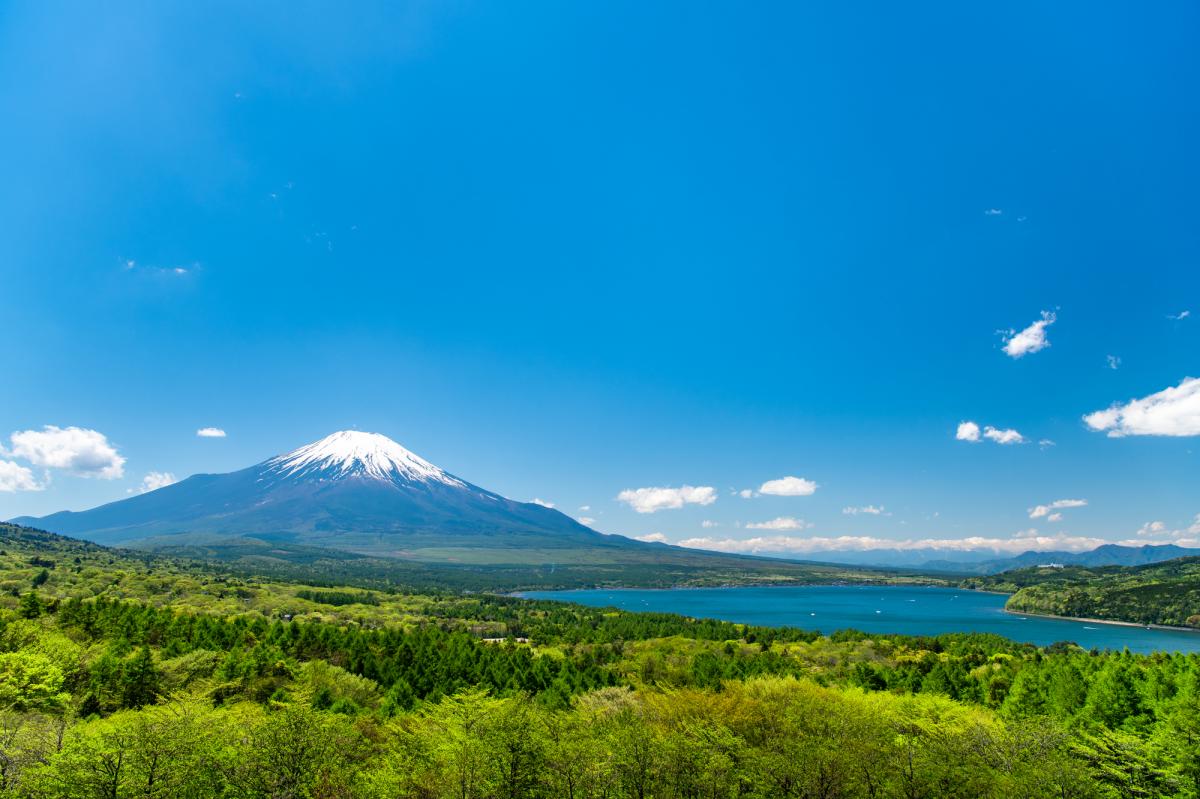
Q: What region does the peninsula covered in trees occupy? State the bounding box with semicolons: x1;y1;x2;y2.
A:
970;558;1200;629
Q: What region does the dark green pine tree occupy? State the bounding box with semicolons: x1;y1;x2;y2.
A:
18;591;42;619
121;645;160;708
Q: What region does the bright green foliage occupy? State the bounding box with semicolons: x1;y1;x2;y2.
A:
0;523;1195;796
0;652;67;712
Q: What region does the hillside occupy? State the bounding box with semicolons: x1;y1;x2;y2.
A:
0;518;936;597
967;556;1200;628
0;521;1197;795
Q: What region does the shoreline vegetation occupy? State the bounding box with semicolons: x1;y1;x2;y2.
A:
1002;607;1200;634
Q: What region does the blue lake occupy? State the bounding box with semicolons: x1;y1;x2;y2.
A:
520;585;1200;654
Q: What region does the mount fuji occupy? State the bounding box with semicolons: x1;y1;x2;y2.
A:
11;431;918;586
12;431;622;558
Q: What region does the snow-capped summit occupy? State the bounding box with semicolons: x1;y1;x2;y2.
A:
264;431;466;488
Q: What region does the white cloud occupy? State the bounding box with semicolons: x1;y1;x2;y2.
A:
744;516;812;531
1123;515;1200;547
842;505;887;516
676;530;1106;556
617;485;717;514
9;426;125;479
701;520;719;528
1000;311;1056;358
530;498;555;508
0;461;42;492
960;421;1027;445
123;259;195;277
577;516;596;526
1047;513;1063;522
737;489;754;499
1039;439;1056;449
983;426;1025;445
956;421;981;442
1168;310;1191;321
1136;521;1166;537
984;208;1004;216
1084;377;1200;437
196;427;227;438
135;471;176;494
634;532;669;543
1028;498;1087;519
578;505;591;512
758;476;818;497
1107;355;1121;370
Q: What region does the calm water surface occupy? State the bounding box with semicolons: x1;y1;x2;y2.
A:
520;585;1200;654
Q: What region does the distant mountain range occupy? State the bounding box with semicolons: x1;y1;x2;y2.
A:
801;544;1200;575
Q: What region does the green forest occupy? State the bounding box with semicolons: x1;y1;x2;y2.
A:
0;523;1198;797
969;559;1200;629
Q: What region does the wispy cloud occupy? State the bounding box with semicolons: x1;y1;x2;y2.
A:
1123;515;1200;547
676;531;1105;555
984;208;1004;216
633;532;669;543
1136;521;1166;537
196;427;227;438
744;516;812;531
577;516;596;526
8;426;125;479
1107;355;1121;370
842;505;888;516
617;485;717;513
1084;377;1200;437
530;498;555;508
1000;310;1056;358
1029;498;1087;519
701;520;719;528
123;259;197;277
1168;310;1191;321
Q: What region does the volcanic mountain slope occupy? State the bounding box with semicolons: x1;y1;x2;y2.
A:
14;431;617;558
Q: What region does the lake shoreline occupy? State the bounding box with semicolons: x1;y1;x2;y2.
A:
520;584;1200;654
1004;608;1200;634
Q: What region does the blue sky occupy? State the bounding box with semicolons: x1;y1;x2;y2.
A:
2;2;1198;556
